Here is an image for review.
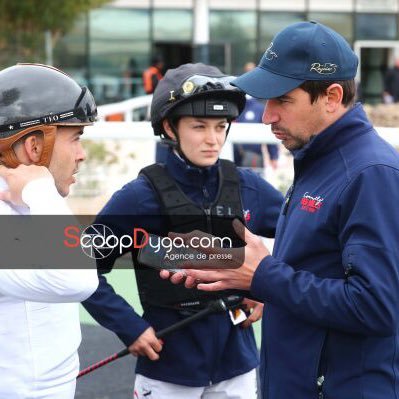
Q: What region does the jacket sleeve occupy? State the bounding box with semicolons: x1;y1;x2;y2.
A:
0;269;98;302
251;165;399;336
83;274;150;346
82;183;152;346
0;177;98;302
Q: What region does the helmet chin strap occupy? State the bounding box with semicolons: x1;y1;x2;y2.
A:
164;121;204;169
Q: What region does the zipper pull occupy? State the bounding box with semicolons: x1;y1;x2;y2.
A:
317;375;325;399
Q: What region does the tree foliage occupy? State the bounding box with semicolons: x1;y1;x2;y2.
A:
0;0;110;65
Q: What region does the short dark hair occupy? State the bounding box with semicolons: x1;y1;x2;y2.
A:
300;79;356;107
151;55;164;66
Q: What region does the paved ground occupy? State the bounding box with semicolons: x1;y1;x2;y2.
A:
76;324;136;399
76;324;261;399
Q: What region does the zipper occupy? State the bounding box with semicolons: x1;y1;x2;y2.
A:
202;185;210;201
282;158;302;216
272;181;295;255
200;170;213;233
316;332;329;399
282;183;295;215
317;375;325;399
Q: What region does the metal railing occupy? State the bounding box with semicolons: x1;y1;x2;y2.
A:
97;95;153;122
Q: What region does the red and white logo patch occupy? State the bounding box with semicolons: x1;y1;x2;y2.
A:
300;192;324;213
243;209;251;222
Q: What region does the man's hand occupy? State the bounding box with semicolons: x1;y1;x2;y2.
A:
160;219;270;291
241;298;264;328
128;327;163;361
0;164;52;206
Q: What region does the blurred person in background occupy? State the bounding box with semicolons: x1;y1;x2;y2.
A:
144;55;170;162
383;57;399;103
142;55;164;95
233;62;279;175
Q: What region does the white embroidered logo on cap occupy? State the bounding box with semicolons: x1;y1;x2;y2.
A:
310;63;337;74
265;42;278;60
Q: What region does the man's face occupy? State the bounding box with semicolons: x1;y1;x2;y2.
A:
262;87;328;151
48;126;86;197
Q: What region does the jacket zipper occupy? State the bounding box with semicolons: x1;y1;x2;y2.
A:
317;376;325;399
283;158;302;216
204;206;212;233
202;179;213;233
317;332;329;399
275;159;303;253
282;183;295;215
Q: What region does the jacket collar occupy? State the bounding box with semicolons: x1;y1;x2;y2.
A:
165;149;219;188
292;103;374;161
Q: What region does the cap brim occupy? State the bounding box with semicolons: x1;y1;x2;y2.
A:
232;66;305;99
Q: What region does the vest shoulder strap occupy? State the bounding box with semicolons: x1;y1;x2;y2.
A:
219;159;239;183
139;164;201;216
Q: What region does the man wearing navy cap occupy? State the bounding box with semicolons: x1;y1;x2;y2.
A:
167;21;399;399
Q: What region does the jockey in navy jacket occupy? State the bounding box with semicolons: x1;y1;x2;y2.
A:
83;148;283;386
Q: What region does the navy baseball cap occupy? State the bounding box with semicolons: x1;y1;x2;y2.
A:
232;21;358;99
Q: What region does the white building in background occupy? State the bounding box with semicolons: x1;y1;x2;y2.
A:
55;0;399;104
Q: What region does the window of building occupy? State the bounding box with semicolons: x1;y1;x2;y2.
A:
307;13;353;43
259;12;305;48
54;14;88;85
210;10;257;74
87;7;150;102
356;14;397;40
355;0;398;13
153;9;192;41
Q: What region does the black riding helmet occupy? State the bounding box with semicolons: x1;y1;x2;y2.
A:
151;63;246;139
0;63;97;168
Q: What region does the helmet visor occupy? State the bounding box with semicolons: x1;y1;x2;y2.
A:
0;86;97;138
73;86;97;123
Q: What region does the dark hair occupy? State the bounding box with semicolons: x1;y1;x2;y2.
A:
299;79;356;107
151;55;164;66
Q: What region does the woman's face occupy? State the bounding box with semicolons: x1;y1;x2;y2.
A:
163;116;228;167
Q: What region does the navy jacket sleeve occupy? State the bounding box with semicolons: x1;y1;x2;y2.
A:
83;274;150;346
251;165;399;336
82;182;154;346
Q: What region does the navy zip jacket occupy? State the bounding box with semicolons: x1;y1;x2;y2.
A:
83;149;283;386
251;104;399;399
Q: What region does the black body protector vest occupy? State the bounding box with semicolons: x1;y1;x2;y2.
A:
135;159;245;310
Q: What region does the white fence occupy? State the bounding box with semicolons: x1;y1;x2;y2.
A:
93;95;399;147
67;96;399;214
